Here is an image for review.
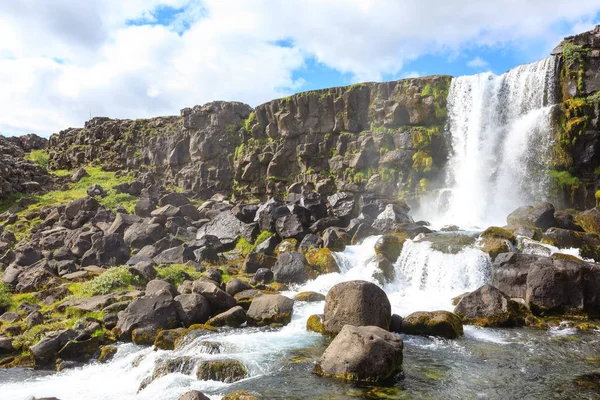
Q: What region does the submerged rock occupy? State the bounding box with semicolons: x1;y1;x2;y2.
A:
402;311;463;339
196;359;247;383
313;325;403;382
323;280;391;335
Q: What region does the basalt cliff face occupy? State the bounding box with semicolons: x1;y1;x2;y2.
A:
46;26;600;209
48;76;450;201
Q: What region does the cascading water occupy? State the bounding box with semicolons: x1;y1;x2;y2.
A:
420;57;559;228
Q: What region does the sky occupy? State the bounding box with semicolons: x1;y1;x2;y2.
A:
1;1;599;137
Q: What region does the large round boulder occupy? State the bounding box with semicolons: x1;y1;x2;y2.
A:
402;310;463;339
323;280;391;335
313;325;403;382
272;252;311;284
247;294;294;326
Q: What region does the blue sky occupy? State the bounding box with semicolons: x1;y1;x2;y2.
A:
0;1;599;136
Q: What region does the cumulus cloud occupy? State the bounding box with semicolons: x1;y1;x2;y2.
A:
1;0;599;136
467;57;490;68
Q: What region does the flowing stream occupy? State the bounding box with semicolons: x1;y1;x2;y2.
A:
1;237;599;399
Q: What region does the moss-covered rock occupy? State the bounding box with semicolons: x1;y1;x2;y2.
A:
305;248;340;275
417;233;477;254
295;291;326;302
481;226;515;241
247;294;294;326
478;237;511;260
206;306;247;328
306;314;325;334
196;359;247;383
402;310;463;339
98;345;117;363
222;390;258;400
374;235;404;262
575;207;600;235
153;328;188;351
454;284;527;327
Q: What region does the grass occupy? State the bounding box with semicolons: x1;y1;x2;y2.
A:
69;266;142;298
0;282;12;311
25;150;50;168
156;264;203;286
235;238;255;257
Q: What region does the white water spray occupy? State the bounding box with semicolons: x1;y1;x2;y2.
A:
422;57;559;228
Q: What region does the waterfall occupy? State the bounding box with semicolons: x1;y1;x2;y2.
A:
425;57;559;228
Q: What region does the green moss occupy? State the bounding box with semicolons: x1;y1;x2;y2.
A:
235;238;255;257
244;112;257;132
481;226;515;241
25;150;50;168
306;314;325;334
562;43;588;67
69;266;141;298
549;169;581;188
156;264;202;286
0;283;12;312
254;231;272;246
412;151;433;172
306;248;340;275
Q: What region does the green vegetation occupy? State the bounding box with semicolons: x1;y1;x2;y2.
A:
562;43;587;67
255;231;273;246
0;282;12;311
244;112;257;132
549;169;581;188
156;264;203;286
412;151;433;172
235;238;255;257
69;266;141;298
25;150;50;168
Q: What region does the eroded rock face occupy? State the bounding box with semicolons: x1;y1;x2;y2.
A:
323;280;391;335
313;325;403;382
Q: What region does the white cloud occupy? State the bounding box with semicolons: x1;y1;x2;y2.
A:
467;57;490;68
1;0;599;136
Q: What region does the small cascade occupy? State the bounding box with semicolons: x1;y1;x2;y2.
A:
421;57;559;228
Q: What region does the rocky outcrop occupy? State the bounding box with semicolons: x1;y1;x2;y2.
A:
47;76;451;201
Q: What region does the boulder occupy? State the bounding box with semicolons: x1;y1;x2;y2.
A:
30;329;78;366
153;328;188;350
124;223;166;249
323;280;391;335
313;325;403;382
253;268;273;284
322;228;346;252
196;359;248;383
145;279;176;296
402;311;463;339
374;235;404;263
576;206;600;235
295;291;326;302
327;192;357;223
242;252;276;274
491;252;539;298
178;391;210;400
454;284;525;327
272;252;311;284
506;202;556;231
174;293;211;326
159;193;191;207
192;280;236;314
114;293;179;342
275;214;307;240
206;306;247;328
225;278;251;296
247;294;294;326
196;211;256;249
81;233;130;267
306;314;325;333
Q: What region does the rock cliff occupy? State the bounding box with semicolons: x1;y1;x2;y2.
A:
48;76;451;200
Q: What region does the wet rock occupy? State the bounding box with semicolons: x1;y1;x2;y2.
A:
305;248;340;275
57;337;101;362
323;280;391;335
272;252;311;284
306;314;325;334
575;206;600;235
247;294;294;326
295;291;326;302
206;306;247;328
478;237;512;260
196;359;248;383
402;310;463;339
174;293;211;326
154;328;188;350
372;253;395;283
507;202;556;231
322;228;346;252
492;252;539;298
234;289;260;310
221;391;258;400
390;314;403;333
313;325;403;382
454;284;526;327
98;345;118;363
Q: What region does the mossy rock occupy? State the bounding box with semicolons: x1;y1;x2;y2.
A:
575;208;600;235
131;326;159;345
222;390;258;400
374;235;405;262
295;291;326;302
402;311;463;339
481;226;515;242
196;359;247;383
98;345;117;363
478;237;511;260
551;253;582;262
418;233;477;254
154;328;188;351
0;352;34;369
174;324;218;349
306;314;325;334
305;248;340;275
